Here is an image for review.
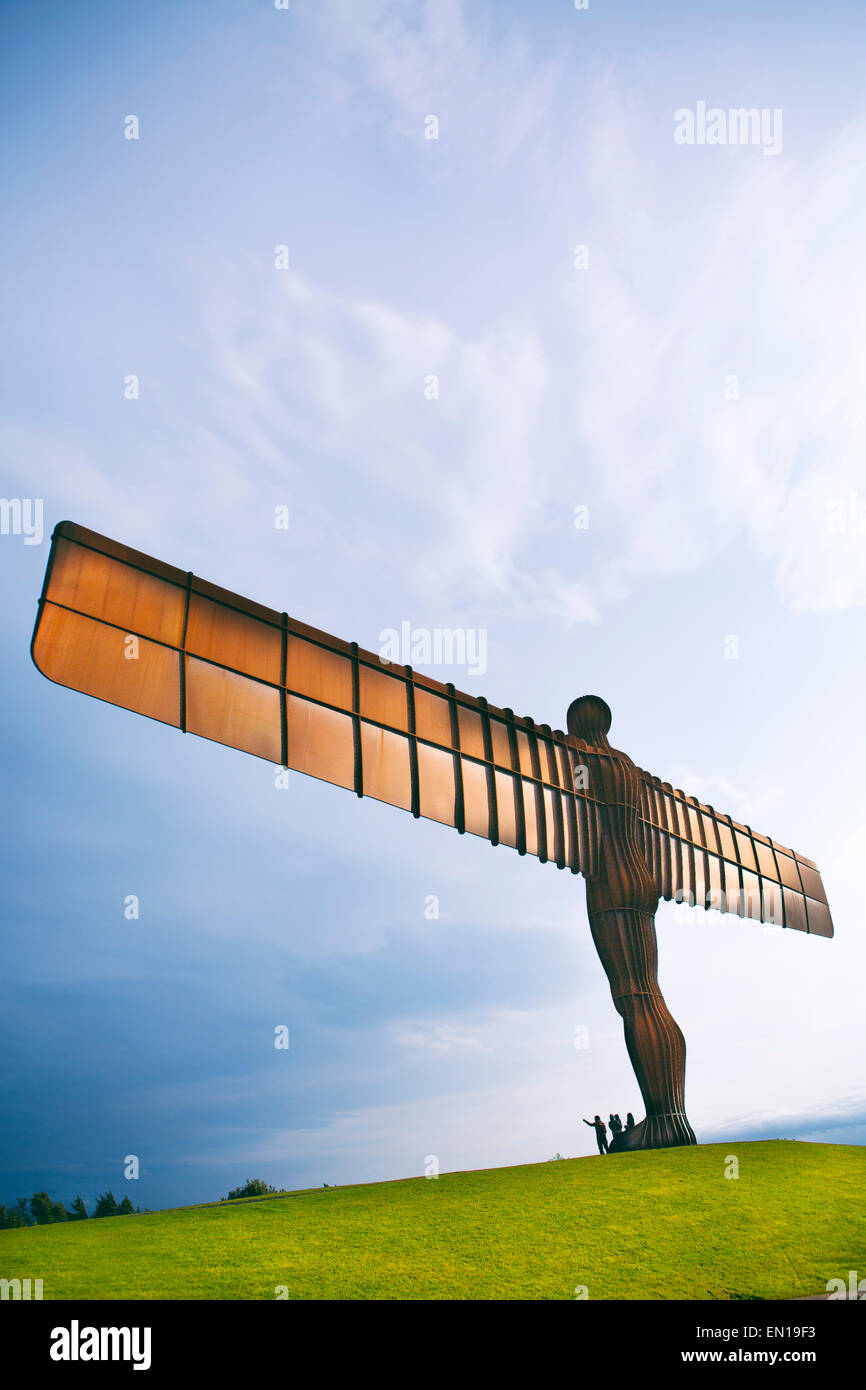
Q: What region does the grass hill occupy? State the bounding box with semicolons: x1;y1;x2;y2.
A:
1;1141;863;1300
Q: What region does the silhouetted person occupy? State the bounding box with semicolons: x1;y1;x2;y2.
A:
583;1115;608;1154
608;1112;633;1154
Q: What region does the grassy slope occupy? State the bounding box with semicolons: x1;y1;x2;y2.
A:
1;1141;863;1300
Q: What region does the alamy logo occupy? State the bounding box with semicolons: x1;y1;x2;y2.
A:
50;1320;152;1371
0;498;43;545
379;621;488;676
674;101;782;156
0;1277;43;1299
826;1269;866;1299
825;490;866;535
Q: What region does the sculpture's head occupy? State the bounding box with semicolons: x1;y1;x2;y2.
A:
566;694;612;743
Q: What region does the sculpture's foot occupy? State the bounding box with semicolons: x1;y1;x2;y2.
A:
607;1113;696;1153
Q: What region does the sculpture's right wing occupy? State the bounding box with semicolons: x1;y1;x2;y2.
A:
636;770;833;938
31;522;602;878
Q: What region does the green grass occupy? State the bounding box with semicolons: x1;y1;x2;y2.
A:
1;1141;863;1300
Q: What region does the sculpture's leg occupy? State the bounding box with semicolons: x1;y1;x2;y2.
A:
587;903;696;1150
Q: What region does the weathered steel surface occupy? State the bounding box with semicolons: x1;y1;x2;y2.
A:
568;695;696;1150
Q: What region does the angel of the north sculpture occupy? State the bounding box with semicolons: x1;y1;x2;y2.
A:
31;522;834;1152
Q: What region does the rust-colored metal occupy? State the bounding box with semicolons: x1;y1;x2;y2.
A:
567;695;695;1149
31;522;835;1150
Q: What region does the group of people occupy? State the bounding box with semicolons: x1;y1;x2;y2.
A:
582;1112;635;1154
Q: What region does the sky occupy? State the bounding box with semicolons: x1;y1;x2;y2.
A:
1;0;865;1214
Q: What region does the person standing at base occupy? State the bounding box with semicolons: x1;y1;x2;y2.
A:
583;1115;608;1154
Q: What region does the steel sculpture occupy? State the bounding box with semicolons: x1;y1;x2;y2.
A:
31;522;835;1150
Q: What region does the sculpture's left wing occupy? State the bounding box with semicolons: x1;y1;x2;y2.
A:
31;522;603;878
636;769;833;938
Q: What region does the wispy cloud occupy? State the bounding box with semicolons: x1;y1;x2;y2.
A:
202;270;555;609
393;1022;494;1053
321;0;566;172
569;107;866;613
703;1091;866;1144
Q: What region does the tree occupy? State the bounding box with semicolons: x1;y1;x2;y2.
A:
222;1178;277;1201
117;1196;136;1216
10;1198;33;1227
30;1191;67;1224
0;1198;33;1228
69;1195;88;1221
93;1190;118;1218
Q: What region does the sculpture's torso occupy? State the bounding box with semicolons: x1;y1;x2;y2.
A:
581;743;659;916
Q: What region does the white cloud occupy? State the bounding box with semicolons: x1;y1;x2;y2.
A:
202;271;553;609
659;764;784;832
322;0;565;172
199;59;866;625
393;1022;493;1053
569;108;866;613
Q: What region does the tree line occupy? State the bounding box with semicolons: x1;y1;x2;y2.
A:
0;1190;145;1228
3;1177;310;1224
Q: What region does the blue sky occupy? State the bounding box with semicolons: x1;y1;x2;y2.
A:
1;0;865;1213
